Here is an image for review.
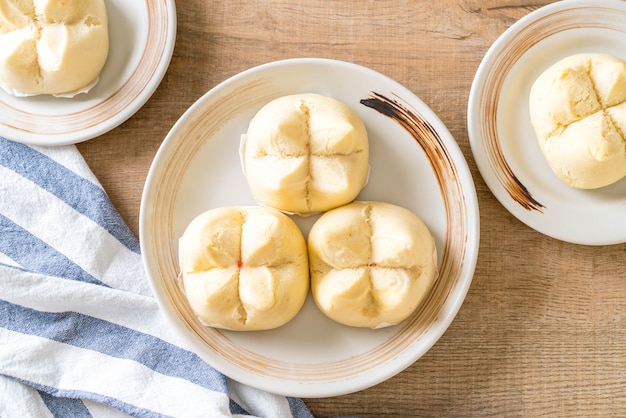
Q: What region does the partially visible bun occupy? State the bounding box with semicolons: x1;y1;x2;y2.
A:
0;0;109;96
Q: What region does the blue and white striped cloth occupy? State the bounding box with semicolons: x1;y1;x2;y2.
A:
0;137;313;418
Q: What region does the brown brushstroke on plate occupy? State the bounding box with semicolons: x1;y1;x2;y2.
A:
360;91;469;332
361;92;456;190
481;83;545;213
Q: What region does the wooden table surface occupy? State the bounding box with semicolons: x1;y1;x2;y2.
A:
77;1;626;416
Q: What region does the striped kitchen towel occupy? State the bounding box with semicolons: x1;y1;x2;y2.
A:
0;137;313;418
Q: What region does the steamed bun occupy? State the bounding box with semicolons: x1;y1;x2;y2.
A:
0;0;109;96
241;93;370;214
307;201;437;329
179;206;309;331
529;53;626;189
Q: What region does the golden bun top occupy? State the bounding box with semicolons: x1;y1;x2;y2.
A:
529;53;626;189
308;201;437;329
179;206;309;331
241;93;370;214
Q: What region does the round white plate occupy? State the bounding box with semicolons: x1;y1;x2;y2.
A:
468;0;626;246
140;58;479;398
0;0;177;146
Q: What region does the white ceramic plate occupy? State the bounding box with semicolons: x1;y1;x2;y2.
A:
0;0;177;146
140;58;479;398
468;0;626;246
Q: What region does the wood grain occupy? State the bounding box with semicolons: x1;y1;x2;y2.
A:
77;1;626;416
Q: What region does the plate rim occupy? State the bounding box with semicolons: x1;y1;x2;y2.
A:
467;0;626;246
0;0;177;146
140;57;480;397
